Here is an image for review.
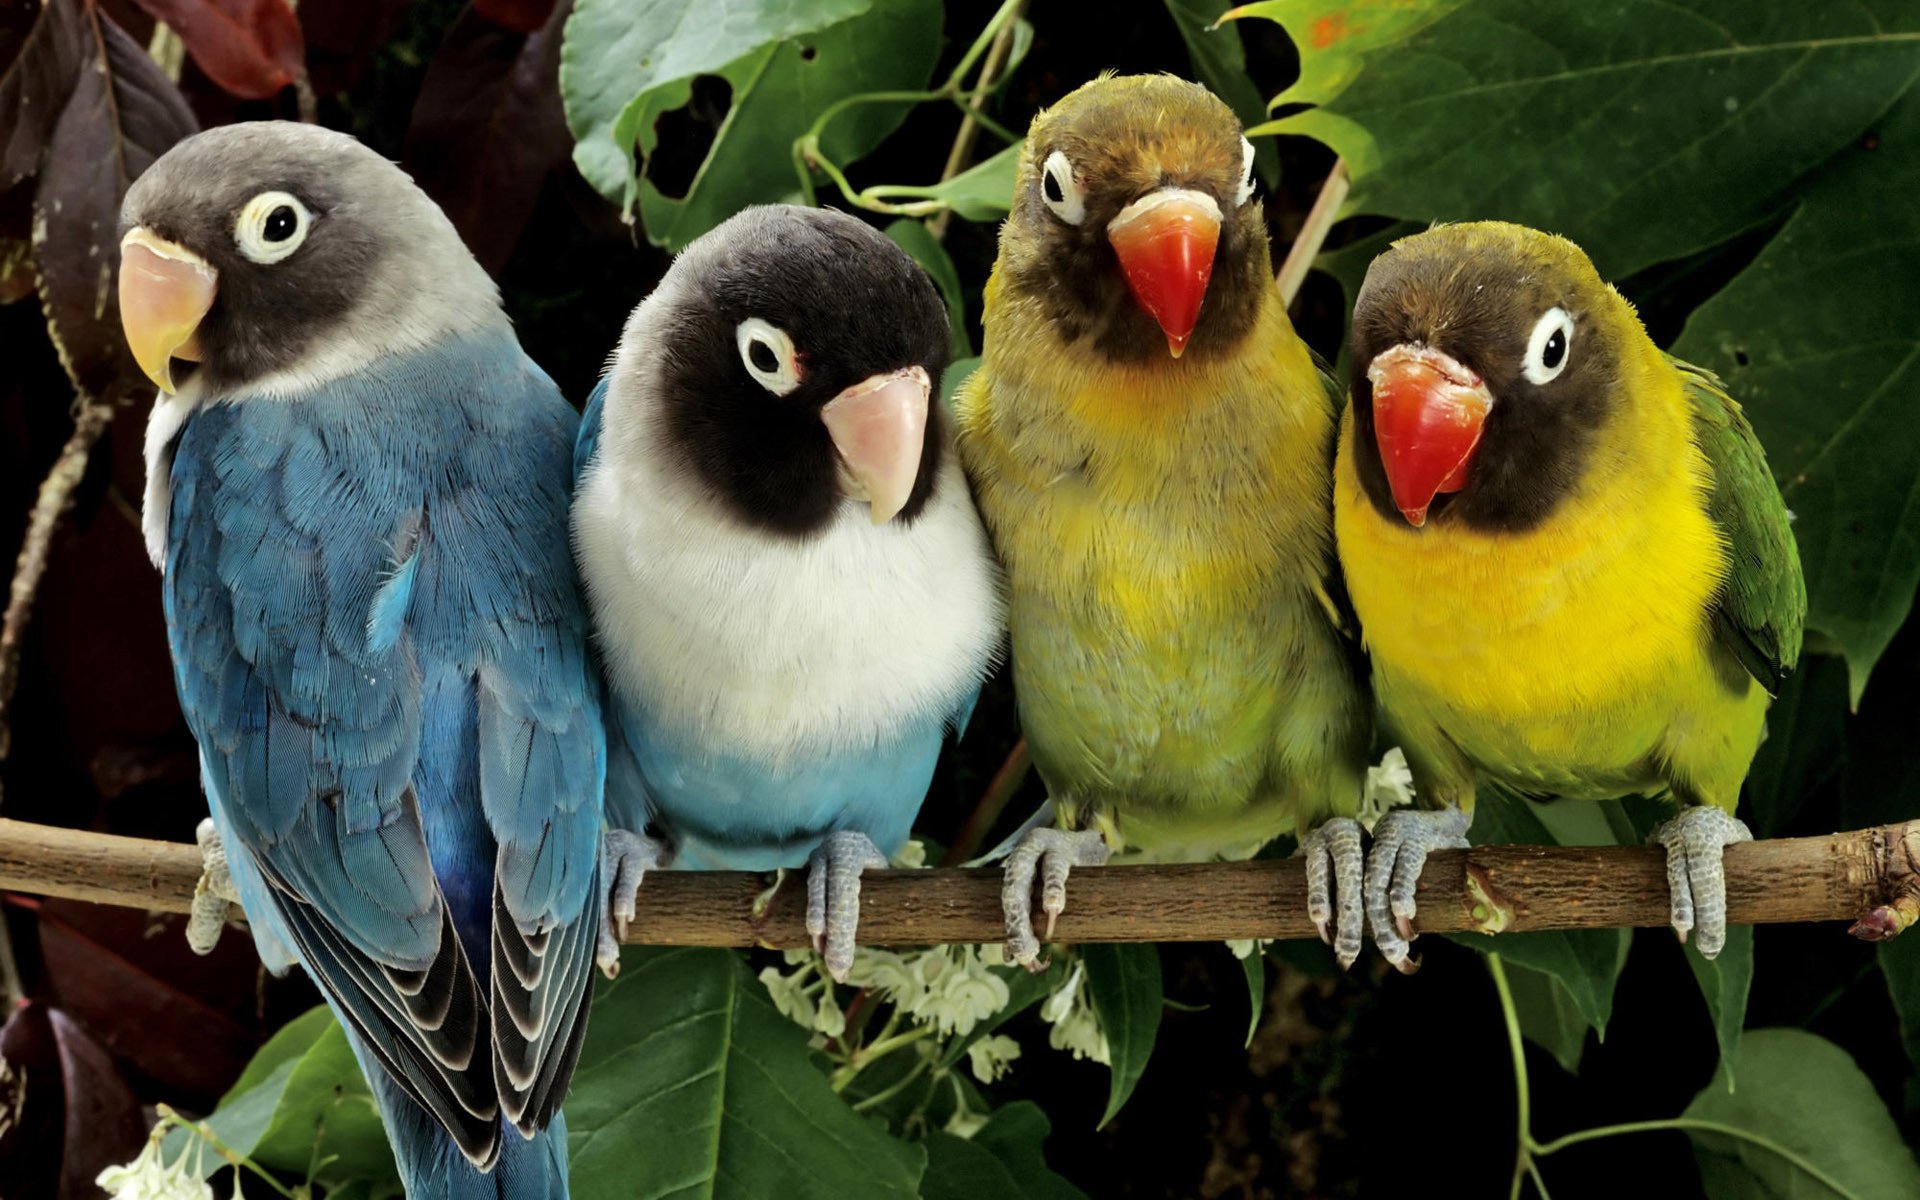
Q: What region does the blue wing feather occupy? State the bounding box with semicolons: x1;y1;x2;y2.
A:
162;332;602;1164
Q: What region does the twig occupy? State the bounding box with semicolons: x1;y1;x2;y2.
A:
3;817;1917;949
1275;157;1348;307
926;0;1029;242
0;400;116;786
942;736;1031;867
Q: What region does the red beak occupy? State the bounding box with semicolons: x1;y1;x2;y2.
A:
1107;188;1221;357
1367;345;1493;526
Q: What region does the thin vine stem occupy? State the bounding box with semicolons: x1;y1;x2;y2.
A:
850;1052;934;1113
1532;1119;1860;1197
1487;954;1535;1200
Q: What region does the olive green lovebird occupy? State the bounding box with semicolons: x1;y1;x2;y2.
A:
1335;221;1806;967
956;74;1373;967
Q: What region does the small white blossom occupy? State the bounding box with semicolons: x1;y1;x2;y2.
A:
812;983;847;1039
914;947;1012;1037
944;1105;989;1138
1359;746;1417;829
758;965;818;1029
966;1034;1022;1084
97;1130;213;1200
890;839;928;869
1040;961;1109;1065
1225;938;1272;960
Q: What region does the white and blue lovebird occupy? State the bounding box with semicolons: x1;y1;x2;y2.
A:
120;123;603;1196
572;205;1004;980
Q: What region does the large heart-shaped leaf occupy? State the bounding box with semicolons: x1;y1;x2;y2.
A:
1673;86;1920;697
566;946;925;1200
1683;1029;1920;1198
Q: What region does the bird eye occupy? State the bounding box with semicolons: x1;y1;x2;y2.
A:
234;190;311;265
1523;306;1574;385
735;317;801;396
1040;150;1087;225
1235;136;1257;206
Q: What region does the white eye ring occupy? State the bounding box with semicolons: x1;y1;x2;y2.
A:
1235;136;1257;206
1523;306;1575;385
1040;150;1087;225
736;317;801;396
234;191;311;265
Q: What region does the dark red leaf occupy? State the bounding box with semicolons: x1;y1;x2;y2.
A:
28;1;196;399
0;1002;147;1200
474;0;558;35
1;0;87;191
298;0;408;96
128;0;303;99
37;900;264;1107
403;0;571;276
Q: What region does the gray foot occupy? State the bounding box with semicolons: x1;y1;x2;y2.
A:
1297;818;1366;969
598;828;674;978
187;818;241;956
806;831;889;982
1001;827;1111;969
1651;806;1751;958
1364;805;1471;973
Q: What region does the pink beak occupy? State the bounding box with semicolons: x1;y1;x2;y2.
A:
820;366;931;524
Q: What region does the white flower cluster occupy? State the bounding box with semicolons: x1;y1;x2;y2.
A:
1039;960;1109;1065
96;1129;218;1200
762;943;1016;1042
1359;745;1416;829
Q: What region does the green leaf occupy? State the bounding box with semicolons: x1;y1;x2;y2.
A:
1239;947;1265;1048
1685;925;1754;1089
1080;943;1162;1127
941;355;980;412
567;946;925;1200
585;0;943;246
1745;654;1851;836
922;1103;1087;1200
561;0;874;206
1673;85;1920;697
1501;959;1589;1076
887;218;973;358
1164;0;1277;185
1450;785;1629;1035
1879;935;1920;1116
1240;0;1920;279
1683;1029;1920;1199
923;142;1022;223
164;1007;400;1197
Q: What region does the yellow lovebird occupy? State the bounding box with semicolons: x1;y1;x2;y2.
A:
1335;221;1805;967
956;74;1372;966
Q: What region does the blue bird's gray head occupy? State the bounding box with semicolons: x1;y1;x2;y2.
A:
119;121;502;396
611;205;953;535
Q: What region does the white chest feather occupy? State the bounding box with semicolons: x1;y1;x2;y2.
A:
574;431;1004;766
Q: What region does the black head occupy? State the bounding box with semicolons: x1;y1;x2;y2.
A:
1348;221;1635;531
999;73;1269;364
119;121;494;394
637;205;952;538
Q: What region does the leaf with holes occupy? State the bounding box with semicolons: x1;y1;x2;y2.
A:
560;0;874;210
404;0;572;275
565;946;924;1199
1674;86;1920;698
1235;0;1920;279
128;0;305;99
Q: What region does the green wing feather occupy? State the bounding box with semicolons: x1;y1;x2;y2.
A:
1676;357;1807;695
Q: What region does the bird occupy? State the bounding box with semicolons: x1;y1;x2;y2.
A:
571;204;1004;982
954;73;1374;967
1334;220;1806;967
120;121;603;1196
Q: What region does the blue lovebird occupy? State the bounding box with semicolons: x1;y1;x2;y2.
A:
120;122;603;1196
572;205;1004;980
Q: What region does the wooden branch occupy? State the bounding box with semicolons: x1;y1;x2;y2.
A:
1275;157;1349;307
5;818;1918;949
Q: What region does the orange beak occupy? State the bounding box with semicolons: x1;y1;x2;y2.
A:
119;228;216;394
1107;188;1221;357
820;366;931;525
1367;344;1493;527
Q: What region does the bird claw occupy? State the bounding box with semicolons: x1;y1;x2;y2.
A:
597;828;674;979
805;831;889;983
1650;806;1750;959
1296;818;1366;969
1000;827;1111;970
187;818;240;956
1364;805;1471;973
